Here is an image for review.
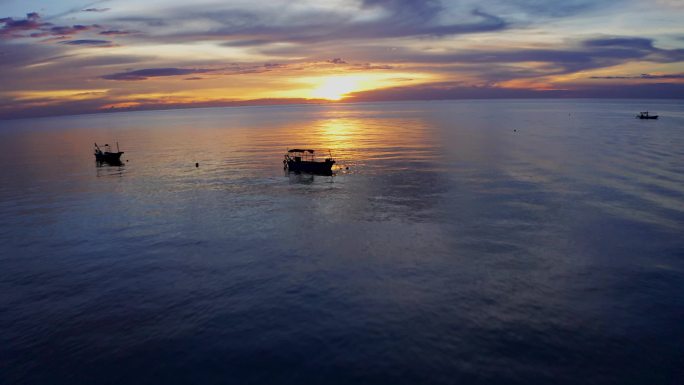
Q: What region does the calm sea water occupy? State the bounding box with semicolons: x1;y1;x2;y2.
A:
1;100;683;384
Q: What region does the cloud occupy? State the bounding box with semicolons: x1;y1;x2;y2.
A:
321;59;394;71
346;81;684;101
101;67;212;80
61;39;114;47
0;12;45;37
132;2;508;46
218;63;286;75
582;36;684;63
590;73;684;80
47;24;99;36
584;37;654;49
2;1;684;119
222;39;272;47
0;96;331;120
324;35;684;80
0;41;63;70
349;63;394;70
1;12;100;39
4;81;681;121
496;0;618;17
99;30;133;36
77;0;625;49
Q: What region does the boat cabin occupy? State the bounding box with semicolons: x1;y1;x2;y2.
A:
287;149;316;163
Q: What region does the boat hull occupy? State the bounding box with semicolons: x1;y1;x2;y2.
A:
286;160;335;174
95;151;124;161
637;116;658;119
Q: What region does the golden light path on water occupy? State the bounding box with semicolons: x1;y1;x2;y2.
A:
260;107;441;173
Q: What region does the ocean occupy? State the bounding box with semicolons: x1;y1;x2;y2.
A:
1;100;683;384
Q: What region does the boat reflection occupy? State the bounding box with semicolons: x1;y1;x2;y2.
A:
95;159;125;177
286;169;334;184
96;159;124;167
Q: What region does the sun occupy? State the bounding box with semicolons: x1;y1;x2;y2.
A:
310;76;360;100
301;72;433;101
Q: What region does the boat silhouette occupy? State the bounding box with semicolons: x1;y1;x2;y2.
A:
636;111;658;119
283;149;335;175
94;142;124;162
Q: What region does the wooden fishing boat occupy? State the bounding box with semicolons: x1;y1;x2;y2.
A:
283;149;335;174
94;142;124;162
636;111;658;119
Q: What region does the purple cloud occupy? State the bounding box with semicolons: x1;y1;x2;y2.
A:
99;30;133;36
590;73;684;80
61;39;114;47
323;35;684;79
0;12;45;37
584;37;654;49
222;39;272;47
167;5;507;46
50;24;98;35
102;68;212;80
1;12;101;39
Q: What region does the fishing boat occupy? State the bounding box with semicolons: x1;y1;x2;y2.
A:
636;111;658;119
94;142;124;162
284;149;335;174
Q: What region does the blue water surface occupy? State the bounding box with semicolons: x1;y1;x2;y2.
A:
1;100;683;384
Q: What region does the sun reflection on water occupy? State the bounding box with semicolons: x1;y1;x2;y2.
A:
269;110;439;172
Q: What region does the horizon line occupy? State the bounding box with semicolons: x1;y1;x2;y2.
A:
2;94;683;121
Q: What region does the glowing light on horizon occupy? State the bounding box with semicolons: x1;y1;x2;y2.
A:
9;89;110;102
306;72;434;100
310;76;360;100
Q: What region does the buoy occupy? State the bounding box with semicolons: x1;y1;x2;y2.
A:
195;162;199;168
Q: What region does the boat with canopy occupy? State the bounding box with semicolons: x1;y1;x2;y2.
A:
283;149;335;174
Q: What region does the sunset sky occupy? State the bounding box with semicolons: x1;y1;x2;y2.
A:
1;0;683;119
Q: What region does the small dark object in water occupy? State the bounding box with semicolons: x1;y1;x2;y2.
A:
636;111;658;119
196;162;199;168
94;142;123;162
514;129;517;132
284;149;335;174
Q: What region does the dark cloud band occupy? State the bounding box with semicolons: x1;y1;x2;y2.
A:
102;68;213;80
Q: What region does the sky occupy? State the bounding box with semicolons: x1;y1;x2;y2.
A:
1;0;683;119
